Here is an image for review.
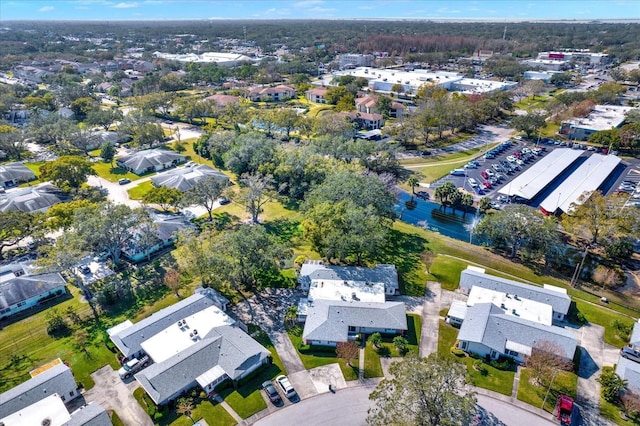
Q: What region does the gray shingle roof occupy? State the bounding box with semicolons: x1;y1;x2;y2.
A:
302;300;407;343
151;165;229;192
0;183;67;213
0;364;77;419
134;325;268;404
0;162;35;187
0;271;66;310
116;149;186;174
616;356;640;393
458;303;577;359
63;402;112;426
459;268;571;315
299;263;399;293
110;294;215;358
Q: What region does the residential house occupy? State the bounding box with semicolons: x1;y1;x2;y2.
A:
457;303;577;364
0;261;67;320
248;85;295;102
615;320;640;392
343;111;384;130
205;94;240;106
297;261;406;346
0;362;79;418
355;94;405;118
305;87;329;104
0;360;110;426
0;162;36;189
116;149;186;175
108;293;269;405
458;266;571;321
0;183;68;213
150;164;229;192
122;212;192;263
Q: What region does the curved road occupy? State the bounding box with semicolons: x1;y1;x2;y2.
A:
254;385;555;426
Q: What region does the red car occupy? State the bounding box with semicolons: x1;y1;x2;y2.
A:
556;395;573;426
480;170;489;179
482;181;492;189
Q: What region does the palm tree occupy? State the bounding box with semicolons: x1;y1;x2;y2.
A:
406;175;419;196
176;398;195;424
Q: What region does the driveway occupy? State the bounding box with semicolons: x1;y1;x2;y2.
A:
572;323;619;426
420;281;441;357
83;365;153;426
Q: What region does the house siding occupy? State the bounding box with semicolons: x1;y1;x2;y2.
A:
0;285;66;319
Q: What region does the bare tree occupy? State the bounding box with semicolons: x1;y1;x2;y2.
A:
240;173;276;224
336;341;360;367
176;397;195;424
525;340;573;386
164;269;183;297
420;250;436;275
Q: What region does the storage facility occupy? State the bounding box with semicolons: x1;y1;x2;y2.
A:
539;153;621;215
498;148;583;201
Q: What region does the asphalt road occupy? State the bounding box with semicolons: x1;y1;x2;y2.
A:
254;384;556;426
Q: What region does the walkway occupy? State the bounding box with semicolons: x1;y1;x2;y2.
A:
420;281;442;357
211;393;243;423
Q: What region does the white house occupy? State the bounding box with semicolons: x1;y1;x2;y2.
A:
121;212;192;263
0;262;67;320
616;320;640;392
458;266;571;321
109;293;268;405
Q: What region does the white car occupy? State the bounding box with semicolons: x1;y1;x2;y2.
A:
485;169;495;178
468;178;479;188
506;155;517;163
276;375;297;399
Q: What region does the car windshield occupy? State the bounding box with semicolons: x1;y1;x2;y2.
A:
123;364;132;371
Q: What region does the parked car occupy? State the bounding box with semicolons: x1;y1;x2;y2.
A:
118;355;150;379
118;178;131;185
480;170;489;179
450;169;466;176
482;181;492;189
276;375;297;399
485;169;495;178
621;346;640;363
468;178;479;188
262;380;282;405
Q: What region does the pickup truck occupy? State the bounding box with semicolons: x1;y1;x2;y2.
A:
118;355;150;379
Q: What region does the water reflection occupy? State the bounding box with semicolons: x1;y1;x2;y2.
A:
395;192;479;244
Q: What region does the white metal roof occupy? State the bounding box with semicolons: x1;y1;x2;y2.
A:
447;300;468;320
467;286;553;326
196;365;226;389
505;340;533;356
0;394;70;426
539;154;621;214
498;148;583;200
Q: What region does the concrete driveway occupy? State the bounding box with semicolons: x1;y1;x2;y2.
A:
572;323;619;426
83;365;153;426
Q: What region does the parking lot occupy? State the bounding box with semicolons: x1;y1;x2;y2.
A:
433;138;554;207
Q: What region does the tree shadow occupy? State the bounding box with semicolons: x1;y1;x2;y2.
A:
374;228;428;295
264;218;302;243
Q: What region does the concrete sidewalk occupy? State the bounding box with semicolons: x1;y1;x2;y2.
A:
420;281;442;357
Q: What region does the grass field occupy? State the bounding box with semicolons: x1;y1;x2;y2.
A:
600;396;640;426
92;161;140;182
517;368;578;413
438;320;515;395
399;147;495;183
127;180;154;200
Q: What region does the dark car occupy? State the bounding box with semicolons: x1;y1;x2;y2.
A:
118;178;131;185
262;380;282;405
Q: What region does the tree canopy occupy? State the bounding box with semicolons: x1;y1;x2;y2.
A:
40;155;95;193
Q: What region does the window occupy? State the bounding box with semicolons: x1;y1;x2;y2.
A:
348;326;356;332
61;395;66;402
70;391;74;397
506;349;519;357
461;341;467;350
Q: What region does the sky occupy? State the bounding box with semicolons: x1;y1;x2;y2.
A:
0;0;638;21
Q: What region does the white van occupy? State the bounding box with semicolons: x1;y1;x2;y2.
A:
468;178;479;188
450;169;466;176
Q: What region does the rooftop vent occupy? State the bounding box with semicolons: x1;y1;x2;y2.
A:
193;329;198;336
500;303;506;309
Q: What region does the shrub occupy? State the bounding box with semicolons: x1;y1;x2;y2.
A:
393;336;409;355
592;265;625;289
450;347;466;357
473;359;488;375
613;319;633;341
369;332;382;348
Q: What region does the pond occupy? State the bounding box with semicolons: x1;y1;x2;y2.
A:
395;191;482;244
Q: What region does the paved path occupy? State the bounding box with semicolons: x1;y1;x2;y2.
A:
511;366;521;398
420;281;441;357
83;365;153;426
212;394;243;423
358;347;365;380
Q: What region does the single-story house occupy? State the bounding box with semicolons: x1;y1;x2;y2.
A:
457;303;577;364
0;183;68;213
616;320;640;392
205;94;240;106
0;262;67;320
298;261;400;297
248;85;295;102
151;164;229;192
302;299;407;346
305;87;328;104
0;162;36;189
458;266;571;321
0;362;79;419
122;212;192;263
109;293;268;405
116;149;186;175
1;394;111;426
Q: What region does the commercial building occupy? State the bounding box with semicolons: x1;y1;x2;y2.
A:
537;50;609;65
498;148;583;201
539;153;621;215
559;105;635;140
338;53;374;69
523;70;562;83
152;51;253;67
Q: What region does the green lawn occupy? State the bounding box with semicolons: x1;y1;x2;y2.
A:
573;300;634;347
363;342;384;378
127;180;154;200
517;368;578;413
92;161;140;182
219;388;265;420
438;320;515;395
429;256;470;291
287;326;344;369
600;396;640;426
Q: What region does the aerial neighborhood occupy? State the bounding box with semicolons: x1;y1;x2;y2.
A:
2;8;640;426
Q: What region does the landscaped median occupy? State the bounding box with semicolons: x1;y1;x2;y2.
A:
438;320;515;396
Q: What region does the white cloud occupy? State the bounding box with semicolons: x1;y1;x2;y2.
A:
113;2;139;8
293;0;324;8
38;5;55;12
